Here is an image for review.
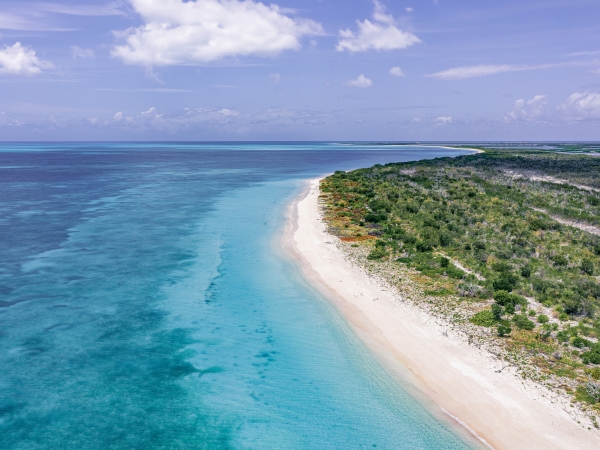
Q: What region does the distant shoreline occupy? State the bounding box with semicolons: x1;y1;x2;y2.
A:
284;178;600;450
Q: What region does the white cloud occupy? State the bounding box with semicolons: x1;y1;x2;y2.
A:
35;3;126;16
406;7;413;13
436;116;452;124
112;0;323;66
114;111;123;121
390;66;404;76
346;74;372;88
0;3;124;31
140;106;159;117
559;92;600;120
336;0;420;53
505;94;547;121
71;46;95;59
269;73;281;84
427;62;577;80
0;42;53;75
428;64;518;80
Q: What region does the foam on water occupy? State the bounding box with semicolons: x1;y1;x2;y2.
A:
0;143;484;449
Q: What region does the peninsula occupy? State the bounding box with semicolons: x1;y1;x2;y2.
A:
287;148;600;449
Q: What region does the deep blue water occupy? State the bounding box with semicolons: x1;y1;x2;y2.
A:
0;143;483;449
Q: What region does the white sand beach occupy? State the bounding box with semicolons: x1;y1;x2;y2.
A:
283;178;600;450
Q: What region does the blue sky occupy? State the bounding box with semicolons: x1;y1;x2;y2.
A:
1;0;600;141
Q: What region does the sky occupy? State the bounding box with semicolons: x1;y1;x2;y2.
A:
1;0;600;141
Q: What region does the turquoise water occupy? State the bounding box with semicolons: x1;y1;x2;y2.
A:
0;143;483;449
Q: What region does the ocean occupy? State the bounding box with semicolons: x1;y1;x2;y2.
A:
0;143;483;449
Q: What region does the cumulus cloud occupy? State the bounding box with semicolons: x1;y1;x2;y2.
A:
0;42;53;75
71;46;95;59
336;0;420;53
112;0;323;66
390;66;404;76
436;116;452;124
268;73;281;84
559;92;600;120
114;111;123;121
505;95;547;121
406;7;413;13
346;74;372;88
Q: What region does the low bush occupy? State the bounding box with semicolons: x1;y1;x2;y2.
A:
572;336;592;348
497;322;512;337
512;314;535;330
581;344;600;365
367;248;388;260
470;310;496;327
581;259;595;276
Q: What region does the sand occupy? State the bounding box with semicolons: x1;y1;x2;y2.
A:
282;178;600;450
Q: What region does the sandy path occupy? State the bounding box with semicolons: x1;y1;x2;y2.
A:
282;179;600;450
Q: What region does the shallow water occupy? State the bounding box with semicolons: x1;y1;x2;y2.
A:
0;143;483;449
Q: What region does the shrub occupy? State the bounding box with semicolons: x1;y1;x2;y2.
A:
491;304;504;321
557;330;569;342
405;203;419;214
492;262;512;273
538;324;552;341
581;259;595;276
494;290;527;308
439;233;453;247
512;315;535;330
415;240;433;252
445;264;466;280
562;296;584;315
497;322;512;337
552;254;569;267
572;336;591;349
521;266;531;278
584;381;600;403
365;212;388;223
558;312;569;321
402;234;417;245
581;345;600;365
470;310;496;327
537;314;549;324
440;257;450;268
367;248;388;260
474;241;486;250
493;273;519;292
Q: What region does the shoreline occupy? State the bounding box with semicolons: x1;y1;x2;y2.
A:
282;178;600;450
414;145;486;154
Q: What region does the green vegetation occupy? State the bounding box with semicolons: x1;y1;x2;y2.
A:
321;149;600;413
